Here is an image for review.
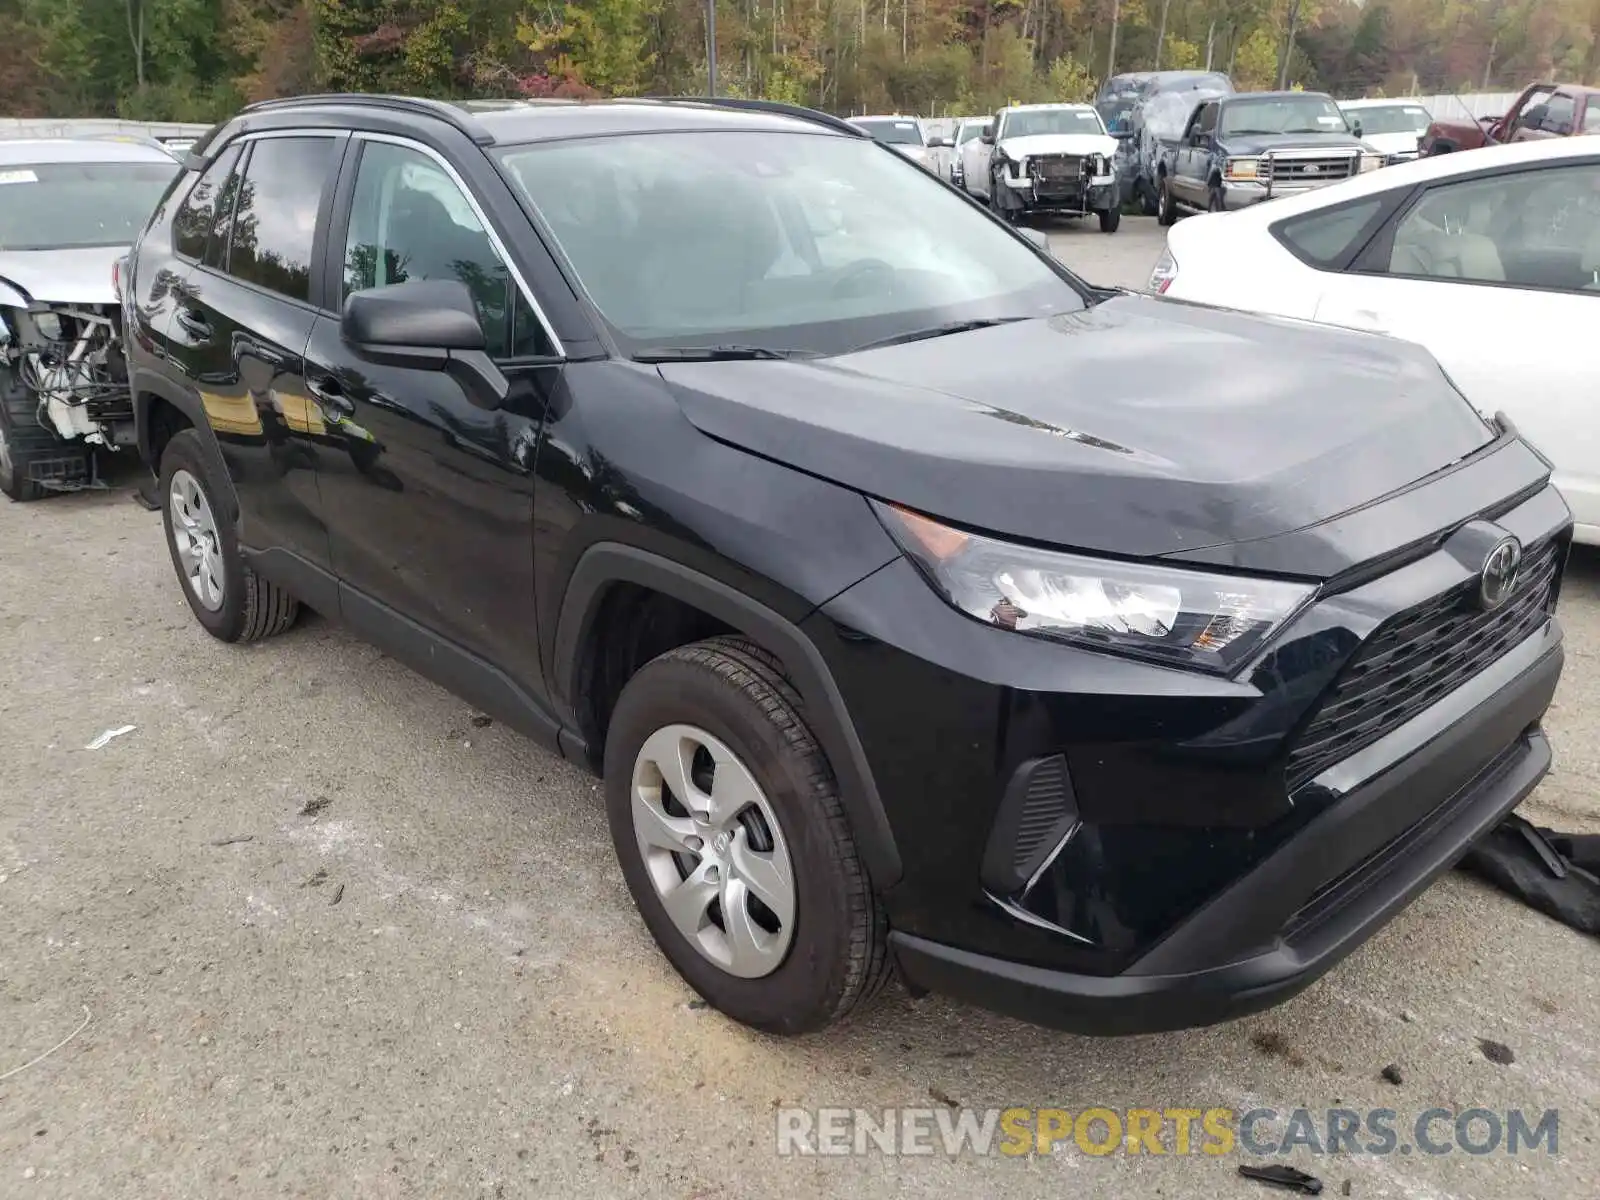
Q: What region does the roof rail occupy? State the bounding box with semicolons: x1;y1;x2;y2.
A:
639;96;867;138
235;93;495;144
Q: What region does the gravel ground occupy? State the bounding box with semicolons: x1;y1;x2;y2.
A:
2;216;1597;1199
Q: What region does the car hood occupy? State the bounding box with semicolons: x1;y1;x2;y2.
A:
659;296;1497;565
0;246;122;306
998;133;1118;159
1358;130;1423;155
1217;131;1370;154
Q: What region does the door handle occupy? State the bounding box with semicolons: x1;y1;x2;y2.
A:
174;308;212;340
307;374;355;417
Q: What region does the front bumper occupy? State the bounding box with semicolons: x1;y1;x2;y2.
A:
893;638;1558;1034
1218;177;1351;209
808;471;1570;1034
997;172;1118;215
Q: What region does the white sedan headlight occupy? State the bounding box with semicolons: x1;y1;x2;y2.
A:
877;502;1314;675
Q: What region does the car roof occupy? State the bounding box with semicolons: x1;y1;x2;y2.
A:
0;136;179;165
198;96;867;160
1338;98;1432;109
1003;103;1094;113
1224;90;1332;102
1211;136;1600;225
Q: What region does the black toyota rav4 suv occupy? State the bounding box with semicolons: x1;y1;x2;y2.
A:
125;94;1568;1036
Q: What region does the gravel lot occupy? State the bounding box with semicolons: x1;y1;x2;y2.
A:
2;216;1597;1199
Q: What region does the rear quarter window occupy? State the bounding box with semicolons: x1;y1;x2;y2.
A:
1271;196;1386;269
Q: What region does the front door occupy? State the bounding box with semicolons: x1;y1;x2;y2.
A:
306;134;561;701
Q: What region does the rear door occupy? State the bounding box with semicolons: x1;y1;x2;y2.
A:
1313;155;1600;528
303;133;564;702
1173;103;1214;203
164;131;347;583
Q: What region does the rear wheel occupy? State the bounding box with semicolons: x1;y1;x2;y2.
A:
604;636;890;1035
1138;176;1159;216
1098;207;1122;234
159;428;299;643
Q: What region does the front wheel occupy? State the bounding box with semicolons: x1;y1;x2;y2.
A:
1156;176;1178;226
604;636;891;1035
1098;207;1122;234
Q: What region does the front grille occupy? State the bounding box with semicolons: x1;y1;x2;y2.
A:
1030;154;1083;183
1262;152;1359;185
1285;537;1562;791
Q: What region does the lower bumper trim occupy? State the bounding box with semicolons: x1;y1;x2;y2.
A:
892;725;1552;1035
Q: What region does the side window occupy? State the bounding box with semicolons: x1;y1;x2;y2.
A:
342;139;552;358
171;144;242;260
225;136;337;304
1385;162;1600;291
1584;103;1600;134
1543;94;1576;135
203;148;247;271
1197;104;1218;136
1275;197;1385;268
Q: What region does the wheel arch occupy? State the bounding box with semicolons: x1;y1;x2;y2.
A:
554;542;902;888
133;370;240;519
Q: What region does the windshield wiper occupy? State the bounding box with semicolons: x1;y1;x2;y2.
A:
633;345;812;363
849;317;1028;353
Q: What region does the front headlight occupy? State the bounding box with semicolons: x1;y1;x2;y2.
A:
1223;157;1260;181
876;503;1315;675
1358;153;1384;173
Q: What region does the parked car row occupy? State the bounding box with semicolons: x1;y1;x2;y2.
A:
3;93;1573;1046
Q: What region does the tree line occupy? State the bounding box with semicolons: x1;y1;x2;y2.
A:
2;0;1598;122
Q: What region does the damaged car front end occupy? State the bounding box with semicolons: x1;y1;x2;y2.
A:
0;139;177;501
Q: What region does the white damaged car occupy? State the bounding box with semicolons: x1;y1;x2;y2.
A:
0;136;178;501
959;103;1122;231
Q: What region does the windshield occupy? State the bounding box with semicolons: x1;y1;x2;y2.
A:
854;119;924;146
954;122;984;145
495;131;1084;355
1219;96;1349;136
1343;103;1431;135
1002;109;1106;138
0;160;178;251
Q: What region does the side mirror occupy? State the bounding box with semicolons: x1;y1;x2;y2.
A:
1352;120;1363;137
980;125;996;144
342;279;509;411
927;135;947;148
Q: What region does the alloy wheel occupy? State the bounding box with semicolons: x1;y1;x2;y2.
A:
169;468;225;611
629;723;797;979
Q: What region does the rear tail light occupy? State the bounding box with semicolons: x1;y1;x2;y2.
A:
1147;246;1178;294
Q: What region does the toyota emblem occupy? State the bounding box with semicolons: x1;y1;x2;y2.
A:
1478;537;1523;611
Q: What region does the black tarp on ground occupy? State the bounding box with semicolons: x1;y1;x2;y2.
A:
1458;814;1600;936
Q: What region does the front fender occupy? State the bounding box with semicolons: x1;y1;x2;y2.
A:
554;543;904;888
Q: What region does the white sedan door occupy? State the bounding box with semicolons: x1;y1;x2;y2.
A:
1311;157;1600;537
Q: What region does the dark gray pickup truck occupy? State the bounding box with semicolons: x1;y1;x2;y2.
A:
1156;91;1383;224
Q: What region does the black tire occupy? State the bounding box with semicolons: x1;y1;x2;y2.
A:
1138;176;1159;216
604;635;891;1035
0;370;55;502
158;427;299;643
1156;175;1178;226
1098;207;1122;234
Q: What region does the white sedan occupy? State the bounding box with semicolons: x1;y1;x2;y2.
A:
1150;137;1600;542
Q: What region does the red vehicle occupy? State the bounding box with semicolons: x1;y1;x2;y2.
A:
1421;82;1600;155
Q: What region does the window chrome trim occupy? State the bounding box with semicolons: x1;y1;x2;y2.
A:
350;130;566;358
